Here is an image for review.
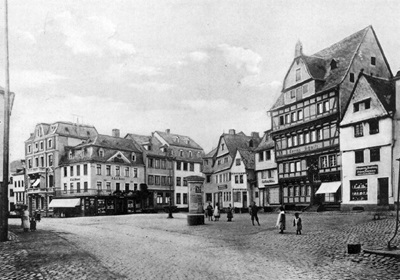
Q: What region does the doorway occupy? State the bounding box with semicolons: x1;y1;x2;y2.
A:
378;178;389;206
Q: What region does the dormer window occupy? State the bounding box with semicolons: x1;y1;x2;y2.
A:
249;140;254;148
330;59;337;70
221;144;225;151
350;73;355;83
69;151;73;159
131;153;136;162
174;137;179;143
99;149;104;157
179;150;184;157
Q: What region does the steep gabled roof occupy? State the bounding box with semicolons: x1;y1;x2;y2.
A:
254;130;274;152
237;149;255;169
270;26;372;110
55;122;98;138
155;131;203;150
363;74;395;113
125;133;167;157
223;133;261;159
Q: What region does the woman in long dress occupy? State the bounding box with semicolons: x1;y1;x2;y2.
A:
22;206;30;232
276;206;286;234
213;203;220;221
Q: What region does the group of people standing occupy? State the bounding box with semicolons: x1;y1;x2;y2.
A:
20;205;40;232
205;202;302;235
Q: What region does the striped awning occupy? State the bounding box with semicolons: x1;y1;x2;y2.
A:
48;198;80;208
315;181;341;194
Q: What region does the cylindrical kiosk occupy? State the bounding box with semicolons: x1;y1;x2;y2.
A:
186;176;205;226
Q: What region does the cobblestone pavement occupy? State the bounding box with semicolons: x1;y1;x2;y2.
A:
3;211;400;280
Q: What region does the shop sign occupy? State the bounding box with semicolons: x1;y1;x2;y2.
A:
262;179;275;184
218;185;227;190
111;176;124;180
70;178;80;181
278;142;323;157
356;165;378;176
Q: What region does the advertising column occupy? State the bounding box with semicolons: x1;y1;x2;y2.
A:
186;176;205;225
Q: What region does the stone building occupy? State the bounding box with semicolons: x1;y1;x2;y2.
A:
10;160;26;211
340;73;394;211
202;129;260;211
254;130;279;207
25;122;98;215
268;26;392;210
126;129;204;210
56;129;145;216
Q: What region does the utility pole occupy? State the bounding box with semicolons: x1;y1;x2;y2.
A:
0;0;10;242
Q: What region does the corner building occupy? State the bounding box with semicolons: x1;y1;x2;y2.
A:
269;26;392;209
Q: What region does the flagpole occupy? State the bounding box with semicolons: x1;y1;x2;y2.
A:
0;0;10;242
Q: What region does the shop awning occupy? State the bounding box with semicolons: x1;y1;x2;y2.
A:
315;181;341;194
48;198;80;208
32;179;40;187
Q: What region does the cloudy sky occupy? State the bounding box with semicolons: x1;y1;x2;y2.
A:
2;0;400;160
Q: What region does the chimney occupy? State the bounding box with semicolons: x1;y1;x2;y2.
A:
295;40;303;58
112;129;120;138
166;129;170;134
229;129;236;135
251;132;260;138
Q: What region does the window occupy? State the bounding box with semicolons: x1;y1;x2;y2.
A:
371;56;376;66
180;150;184;157
285;114;290;124
40;156;44;167
155;159;160;169
305;132;310;144
131;153;136;162
290;90;295;99
302;84;309;95
133;168;138;178
296;68;301;81
236;159;241;166
206;175;211;183
64;167;67;177
70;166;74;177
161;160;166;169
148;175;154;185
35;157;39;167
354;123;363;137
176;177;181;186
40;141;44;150
84;182;88;192
330;59;337;70
369;120;379;134
183;178;188;186
28;145;31;153
106;165;111;176
116;183;120;192
350;72;355;83
329;155;337;167
239;175;244;184
115;166;120;176
355;150;364;163
350;180;368;201
221;144;225;151
298;133;304;145
161;176;166;185
317;129;323;141
77;182;81;193
354;103;359;112
48;139;52;148
320;156;328;168
287;137;292;147
148;158;154;168
76;165;80;176
96;164;101;175
99;149;104;157
189;151;192;158
97;181;102;191
259;152;264;161
183;193;188;204
297;110;303;120
177;161;181;170
183;162;188;171
293;135;298;146
324;101;329;112
176;193;181;204
125;183;130;192
279;116;284;125
155;176;160;185
190;163;194;171
370;148;380;162
125;167;129;177
105;182;110;191
266;150;271;160
365;99;371;109
317;103;323;114
84;164;88;175
64;183;67;193
311;131;316;142
291;112;296;122
70;183;74;194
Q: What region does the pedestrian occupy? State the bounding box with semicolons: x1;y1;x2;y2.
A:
35;210;41;222
293;212;302;235
276;206;286;234
206;203;213;221
213;203;220;221
249;201;260;226
227;204;233;222
30;216;37;231
21;205;30;232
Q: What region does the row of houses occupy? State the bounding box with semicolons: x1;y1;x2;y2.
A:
7;25;400;216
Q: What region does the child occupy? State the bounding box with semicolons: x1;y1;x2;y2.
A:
293;212;302;235
30;216;37;232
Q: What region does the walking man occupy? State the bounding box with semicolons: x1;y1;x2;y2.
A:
249;201;260;226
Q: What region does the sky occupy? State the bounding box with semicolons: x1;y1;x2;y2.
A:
1;0;400;160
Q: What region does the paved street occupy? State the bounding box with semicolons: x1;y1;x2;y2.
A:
2;211;400;279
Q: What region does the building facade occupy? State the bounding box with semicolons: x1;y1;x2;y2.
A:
57;130;145;216
203;130;260;210
269;26;392;210
25;122;98;215
254;131;279;207
340;73;394;211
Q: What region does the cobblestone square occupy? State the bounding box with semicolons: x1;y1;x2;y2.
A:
2;212;400;279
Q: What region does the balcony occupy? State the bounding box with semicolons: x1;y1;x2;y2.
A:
27;167;46;175
26;187;55;195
